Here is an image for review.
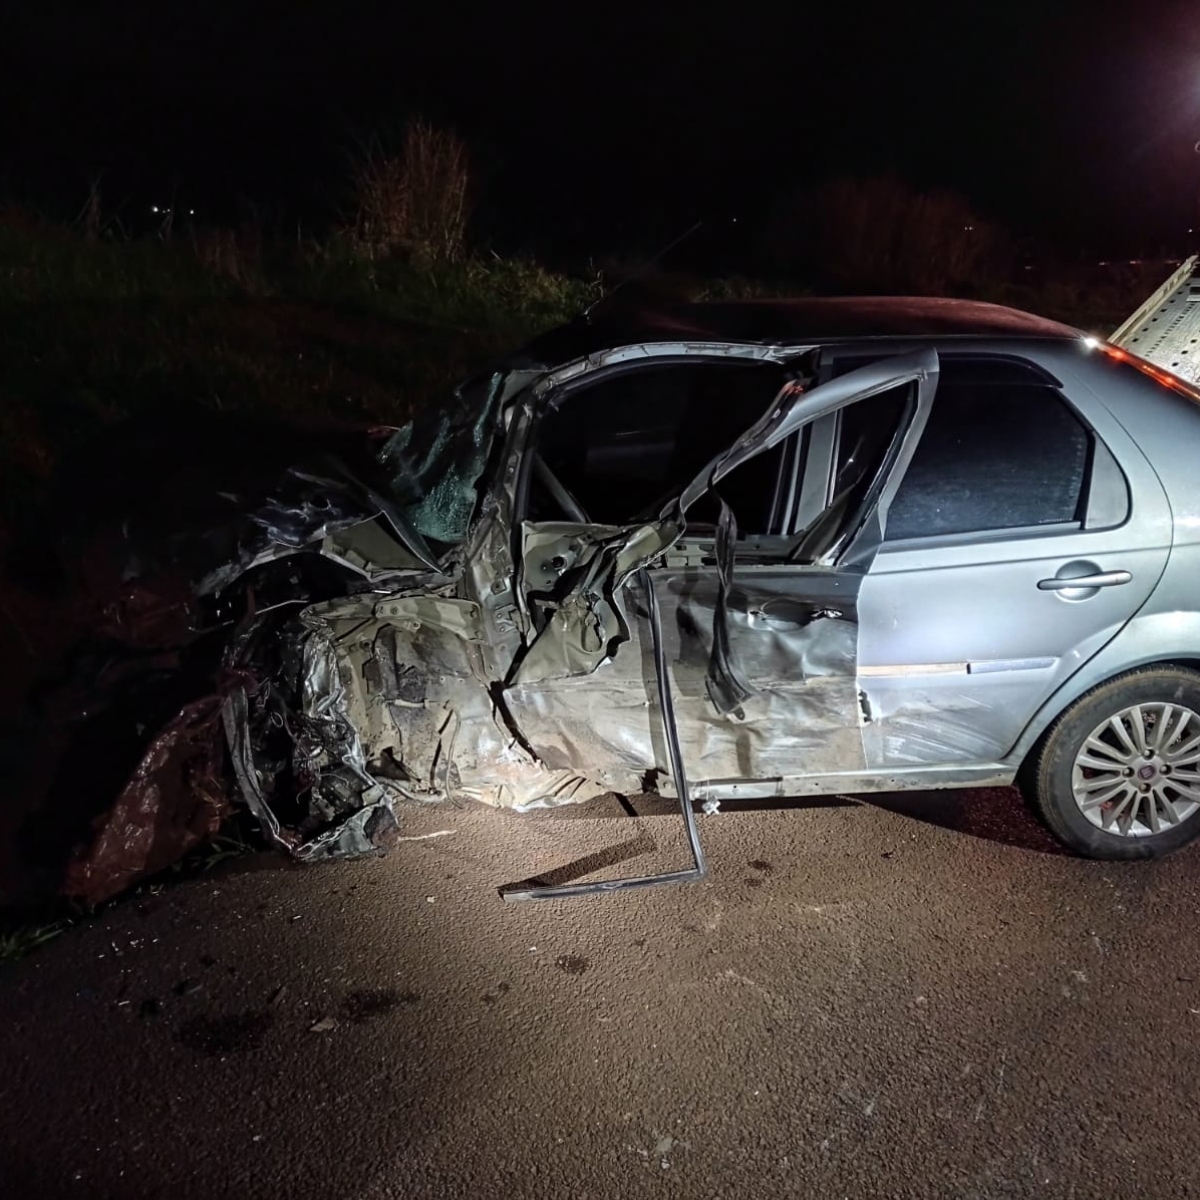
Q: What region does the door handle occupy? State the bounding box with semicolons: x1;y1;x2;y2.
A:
1037;570;1131;591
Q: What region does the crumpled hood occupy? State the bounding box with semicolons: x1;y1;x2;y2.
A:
7;374;508;906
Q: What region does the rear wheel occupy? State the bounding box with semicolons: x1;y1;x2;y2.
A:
1026;666;1200;859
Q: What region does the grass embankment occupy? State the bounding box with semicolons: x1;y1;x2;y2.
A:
0;221;593;523
0;214;1164;526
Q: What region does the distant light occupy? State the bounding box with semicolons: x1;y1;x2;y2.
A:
188;208;195;215
151;205;159;213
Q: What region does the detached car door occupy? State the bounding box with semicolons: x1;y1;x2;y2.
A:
853;352;1172;770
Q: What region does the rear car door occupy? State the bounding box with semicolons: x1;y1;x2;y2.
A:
649;354;939;787
853;353;1172;769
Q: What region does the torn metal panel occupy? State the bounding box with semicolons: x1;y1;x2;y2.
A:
662;565;863;782
512;521;680;685
220;611;403;862
502;569;707;901
36;390;518;618
319;519;429;579
221;683;297;853
661;594;866;783
455;395;539;679
503;671;661;798
370;595;484;642
505;563;867;790
219;593;624;843
29;373;543;898
29;310;1021;906
704;498;753;716
185;456;443;596
500;353;941;799
507;666;865;793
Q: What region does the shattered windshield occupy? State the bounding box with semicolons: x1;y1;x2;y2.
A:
376;369;506;545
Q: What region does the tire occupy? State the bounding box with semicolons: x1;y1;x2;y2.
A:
1025;666;1200;860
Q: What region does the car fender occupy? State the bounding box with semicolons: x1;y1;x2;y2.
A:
1006;608;1200;765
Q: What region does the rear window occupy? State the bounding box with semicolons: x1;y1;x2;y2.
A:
884;359;1091;540
831;355;1095;541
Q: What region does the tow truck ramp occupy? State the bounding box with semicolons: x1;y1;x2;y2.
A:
1110;255;1200;386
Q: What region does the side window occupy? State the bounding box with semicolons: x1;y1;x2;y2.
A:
790;383;914;561
831;386;911;508
880;358;1097;541
530;361;790;534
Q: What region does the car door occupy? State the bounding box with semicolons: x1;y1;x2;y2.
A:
853;352;1173;770
503;350;939;798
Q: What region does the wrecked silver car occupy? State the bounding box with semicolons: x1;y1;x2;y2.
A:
34;294;1200;902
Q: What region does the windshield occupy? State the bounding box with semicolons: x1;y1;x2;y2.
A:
376;369;506;544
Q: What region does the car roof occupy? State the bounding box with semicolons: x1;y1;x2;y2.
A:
513;296;1083;369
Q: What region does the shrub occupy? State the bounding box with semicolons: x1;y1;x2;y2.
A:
346;119;472;264
770;174;1008;294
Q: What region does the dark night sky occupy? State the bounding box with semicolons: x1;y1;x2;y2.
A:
4;0;1200;255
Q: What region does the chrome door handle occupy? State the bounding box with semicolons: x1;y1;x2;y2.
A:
1037;570;1131;591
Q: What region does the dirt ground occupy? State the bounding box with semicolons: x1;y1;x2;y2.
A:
3;787;1199;1200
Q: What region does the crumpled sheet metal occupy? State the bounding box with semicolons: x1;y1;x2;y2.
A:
661;571;859;684
505;569;867;794
859;671;1024;769
292;617;402;859
504;671;661;800
513;521;679;687
329;614;618;811
33;392;511;621
220;614;402;863
219;599;617;858
71;550;962;896
222;683;297;852
194;461;441;594
33;385;519;900
64;696;231;905
43;349;945;898
506;633;865;791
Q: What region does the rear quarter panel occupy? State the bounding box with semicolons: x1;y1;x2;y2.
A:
1006;342;1200;763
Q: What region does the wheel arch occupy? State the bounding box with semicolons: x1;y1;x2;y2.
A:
1011;653;1200;772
